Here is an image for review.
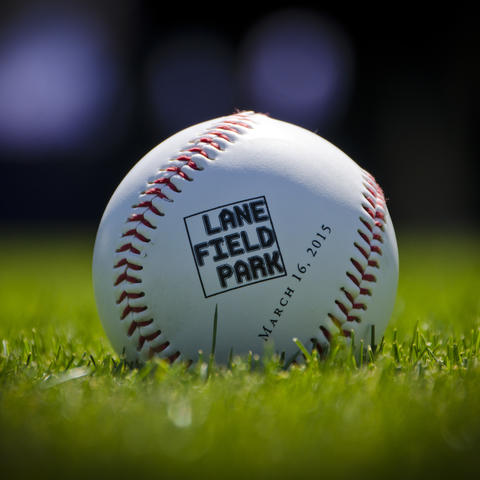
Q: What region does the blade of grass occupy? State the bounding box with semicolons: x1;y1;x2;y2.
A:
206;304;218;380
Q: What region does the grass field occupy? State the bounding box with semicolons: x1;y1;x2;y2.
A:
0;227;479;479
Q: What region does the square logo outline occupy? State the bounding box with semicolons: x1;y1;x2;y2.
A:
183;195;287;298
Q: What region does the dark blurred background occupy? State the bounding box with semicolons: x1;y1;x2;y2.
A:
1;0;478;229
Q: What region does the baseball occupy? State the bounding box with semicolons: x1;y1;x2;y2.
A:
93;111;399;365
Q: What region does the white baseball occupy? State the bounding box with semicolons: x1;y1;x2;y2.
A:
93;112;399;365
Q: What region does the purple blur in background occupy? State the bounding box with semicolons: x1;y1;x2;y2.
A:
239;10;353;130
0;1;477;227
0;4;121;154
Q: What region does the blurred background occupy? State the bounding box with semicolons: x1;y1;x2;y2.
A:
0;0;478;230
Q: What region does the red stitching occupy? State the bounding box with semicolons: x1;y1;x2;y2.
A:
350;258;364;275
341;288;354;304
167;351;181;363
132;201;164;216
114;272;141;286
328;313;342;329
363;193;376;208
335;300;349;316
116;243;141;254
322;172;387;340
151;177;180;192
114;259;143;270
148;341;170;357
122;229;151;242
320;326;332;341
357;230;370;244
187;147;212;159
137;330;161;351
223;120;253;129
117;291;144;304
360;218;373;232
198;137;223;150
121;305;147;320
208;131;232;142
346;272;360;287
128;319;153;337
375;220;385;231
143;187;171;200
354;242;369;259
127;214;156;229
175;157;201;170
165;166;193;181
114;112;256;363
362;205;376;219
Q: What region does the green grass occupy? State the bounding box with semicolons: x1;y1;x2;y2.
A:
0;227;479;479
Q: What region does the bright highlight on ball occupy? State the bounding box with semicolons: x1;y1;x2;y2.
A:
93;112;398;365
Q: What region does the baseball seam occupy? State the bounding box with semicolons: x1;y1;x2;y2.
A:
113;111;256;364
315;171;387;352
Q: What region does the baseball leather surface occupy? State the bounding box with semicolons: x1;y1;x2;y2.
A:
93;112;399;364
